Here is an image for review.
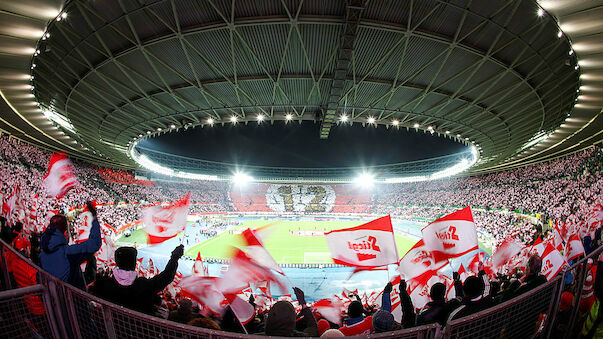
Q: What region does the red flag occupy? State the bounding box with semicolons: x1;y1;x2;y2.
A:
241;228;284;275
468;251;485;274
223;293;255;325
421;207;478;263
564;234;585;262
217;249;287;295
313;298;344;324
193;252;208;276
179;276;226;316
398;239;438;280
143;192;190;244
325;215;399;268
492;238;523;269
43;152;77;199
541;243;567;281
552;227;564;252
458;263;469;282
529;237;546;257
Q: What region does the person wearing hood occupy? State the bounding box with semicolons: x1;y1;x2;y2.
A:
262;287;318;337
416;282;461;326
90;244;183;316
39;202;101;290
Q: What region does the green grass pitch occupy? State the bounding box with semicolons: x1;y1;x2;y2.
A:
118;219;492;264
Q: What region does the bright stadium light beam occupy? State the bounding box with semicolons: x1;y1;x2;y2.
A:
285;113;293;121
340;114;348;122
354;172;375;188
367;117;376;124
232;172;253;185
257;114;264;122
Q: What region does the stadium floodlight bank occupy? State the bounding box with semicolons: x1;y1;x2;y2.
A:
129;142;479;184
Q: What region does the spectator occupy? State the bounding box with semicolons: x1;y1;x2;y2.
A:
416;282;460;326
90;244;184;315
39;202;101;290
447;276;493;322
262;287;318;337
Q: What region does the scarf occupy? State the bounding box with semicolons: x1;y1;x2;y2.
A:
113;267;137;286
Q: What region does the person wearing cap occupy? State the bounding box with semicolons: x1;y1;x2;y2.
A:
39;202;101;290
90;243;183;315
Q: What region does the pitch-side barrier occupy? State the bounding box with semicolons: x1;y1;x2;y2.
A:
0;239;599;338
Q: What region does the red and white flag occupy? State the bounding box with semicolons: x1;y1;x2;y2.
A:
564;234;585;262
529;237;546;257
179;276;226;316
492;238;523;269
143;192;190;244
241;228;284;275
541;243;567;281
552;227;564;252
96;229;116;269
313;298;343;324
193;252;209;276
457;263;469;282
217;249;287;295
468;251;485;274
421;207;478;263
398;239;438;280
43;152;77;199
325;215;399;268
3;185;21;218
223;293;255;324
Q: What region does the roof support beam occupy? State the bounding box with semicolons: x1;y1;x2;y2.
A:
319;0;366;139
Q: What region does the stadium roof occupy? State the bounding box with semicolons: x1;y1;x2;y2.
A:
0;0;602;175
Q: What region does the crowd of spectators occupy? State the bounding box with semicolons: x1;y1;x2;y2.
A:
1;133;603;336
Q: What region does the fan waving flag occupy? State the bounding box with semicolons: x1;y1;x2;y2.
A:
565;234;585;262
217;248;288;295
313;298;344;324
541;243;567;281
325;215;399;268
43;152;78;199
241;228;284;275
179;276;226;316
492;238;524;269
421;206;478;263
143;192;190;244
398;239;441;280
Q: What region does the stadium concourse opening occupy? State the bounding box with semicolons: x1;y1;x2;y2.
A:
2;0;603;338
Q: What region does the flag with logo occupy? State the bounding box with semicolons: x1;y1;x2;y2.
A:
143;192;190;244
541;243;567;281
43;152;78;199
421;207;478;263
217;249;287;295
325;215;399;268
398;239;439;280
179;276;226;316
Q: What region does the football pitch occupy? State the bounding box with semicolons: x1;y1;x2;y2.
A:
183;219;418;264
118;218;493;264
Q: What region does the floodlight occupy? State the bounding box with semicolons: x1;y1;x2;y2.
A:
146;131;151;134
354;173;374;188
257;114;264;122
367;117;375;124
392;120;399;126
156;127;162;131
285;114;293;121
340;115;348;122
537;8;544;17
557;31;562;38
207;118;214;125
413;123;420;128
230;115;238;123
232;172;253;185
170;124;176;129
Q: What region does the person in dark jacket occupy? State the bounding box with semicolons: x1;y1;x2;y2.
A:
416;282;461;326
90;244;183;316
500;254;547;301
39;202;101;290
447;275;494;322
262;287;318;337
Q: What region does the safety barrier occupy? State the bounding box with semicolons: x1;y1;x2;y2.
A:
0;239;600;338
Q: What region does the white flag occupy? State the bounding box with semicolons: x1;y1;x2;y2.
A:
492;238;523;269
564;234;585;262
43;152;77;199
143;193;190;244
421;207;478;263
541;243;567;281
398;239;438;280
325;215;399;268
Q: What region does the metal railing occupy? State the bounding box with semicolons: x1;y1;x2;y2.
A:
1;239;601;338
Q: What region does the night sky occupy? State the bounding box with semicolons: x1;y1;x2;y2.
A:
138;121;467;168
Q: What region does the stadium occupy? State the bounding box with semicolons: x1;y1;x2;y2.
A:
0;0;602;338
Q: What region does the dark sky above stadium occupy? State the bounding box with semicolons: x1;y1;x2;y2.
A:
138;122;468;168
